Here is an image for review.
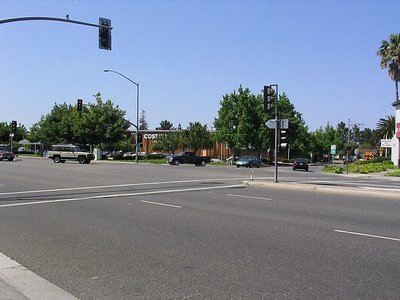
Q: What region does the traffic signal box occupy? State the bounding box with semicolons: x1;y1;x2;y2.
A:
99;18;111;50
77;99;83;111
11;120;17;132
280;129;287;147
137;133;143;148
263;85;275;113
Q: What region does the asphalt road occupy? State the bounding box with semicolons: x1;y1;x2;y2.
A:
0;158;399;299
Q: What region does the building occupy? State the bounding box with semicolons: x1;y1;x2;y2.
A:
391;100;400;166
136;130;271;160
138;130;232;160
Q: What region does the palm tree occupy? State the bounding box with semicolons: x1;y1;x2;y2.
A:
377;34;400;102
376;115;395;158
375;115;395;141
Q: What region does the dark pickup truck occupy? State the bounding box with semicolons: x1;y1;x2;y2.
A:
168;151;211;166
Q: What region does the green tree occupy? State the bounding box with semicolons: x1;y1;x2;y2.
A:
375;115;394;157
277;93;310;158
156;120;174;130
375;115;395;141
214;86;268;156
74;93;131;149
0;122;10;143
0;121;27;146
30;103;76;146
359;128;378;149
30;93;130;150
310;123;339;161
377;33;400;101
139;109;149;130
152;131;183;154
184;122;214;153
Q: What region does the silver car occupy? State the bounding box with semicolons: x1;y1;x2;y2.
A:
236;156;261;168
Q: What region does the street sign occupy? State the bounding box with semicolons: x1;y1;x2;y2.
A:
381;139;394;148
9;133;14;138
265;119;275;129
266;119;289;129
330;144;336;155
281;119;289;129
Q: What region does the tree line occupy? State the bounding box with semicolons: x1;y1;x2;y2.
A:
0;88;392;160
2;31;399;159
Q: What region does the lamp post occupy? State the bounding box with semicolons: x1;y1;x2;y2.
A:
104;69;140;163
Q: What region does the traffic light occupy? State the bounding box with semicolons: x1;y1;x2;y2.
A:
280;129;287;147
77;99;83;111
349;129;354;142
99;17;111;50
11;120;17;132
263;85;275;113
137;133;143;148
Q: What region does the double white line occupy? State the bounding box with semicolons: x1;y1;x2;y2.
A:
0;183;245;209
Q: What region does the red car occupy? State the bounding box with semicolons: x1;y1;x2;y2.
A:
0;147;15;161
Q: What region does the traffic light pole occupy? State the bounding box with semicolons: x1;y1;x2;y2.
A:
0;16;112;50
0;16;111;29
270;84;279;183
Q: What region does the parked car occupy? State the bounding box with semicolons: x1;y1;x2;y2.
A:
168;151;211;166
47;144;95;164
343;157;355;165
293;158;310;171
236;156;261;168
0;147;15;161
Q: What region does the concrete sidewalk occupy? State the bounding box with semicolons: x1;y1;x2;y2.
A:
0;253;79;300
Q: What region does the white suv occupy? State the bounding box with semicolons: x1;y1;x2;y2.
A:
48;144;95;164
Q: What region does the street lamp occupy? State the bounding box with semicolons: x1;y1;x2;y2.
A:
104;69;140;163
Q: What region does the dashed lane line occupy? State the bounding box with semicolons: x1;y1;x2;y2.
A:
226;194;272;201
140;200;182;208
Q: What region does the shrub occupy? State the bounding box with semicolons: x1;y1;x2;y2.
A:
322;165;344;174
146;153;165;160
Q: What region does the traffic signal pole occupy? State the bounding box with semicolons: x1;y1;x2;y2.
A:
0;16;108;27
271;84;279;183
263;84;279;183
0;16;112;50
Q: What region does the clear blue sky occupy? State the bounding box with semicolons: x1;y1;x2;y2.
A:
1;0;398;132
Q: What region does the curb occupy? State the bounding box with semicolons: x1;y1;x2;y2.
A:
0;253;79;300
244;180;400;199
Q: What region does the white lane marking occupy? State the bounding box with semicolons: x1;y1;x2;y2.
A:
359;186;400;192
0;184;245;208
334;230;400;242
0;178;249;196
140;200;182;208
226;194;272;201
